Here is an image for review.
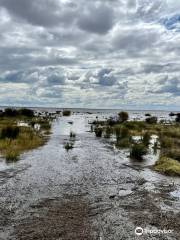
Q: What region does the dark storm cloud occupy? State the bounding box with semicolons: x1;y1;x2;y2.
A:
77;4;114;34
149;76;180;96
0;70;38;83
0;0;76;27
97;68;117;86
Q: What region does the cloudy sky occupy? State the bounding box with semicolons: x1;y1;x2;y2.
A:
0;0;180;110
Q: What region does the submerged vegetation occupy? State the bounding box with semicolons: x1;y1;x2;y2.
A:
0;108;52;161
91;111;180;176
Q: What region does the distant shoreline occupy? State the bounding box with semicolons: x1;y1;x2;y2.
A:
0;105;178;113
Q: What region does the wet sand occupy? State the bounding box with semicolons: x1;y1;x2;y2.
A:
0;113;180;239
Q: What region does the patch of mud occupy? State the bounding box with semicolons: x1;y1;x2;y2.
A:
11;196;93;240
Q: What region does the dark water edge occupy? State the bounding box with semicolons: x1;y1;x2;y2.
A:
0;112;179;239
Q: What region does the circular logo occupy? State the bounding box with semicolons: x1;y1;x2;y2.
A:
135;227;143;236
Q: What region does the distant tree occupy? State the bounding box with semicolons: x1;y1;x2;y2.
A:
63;110;71;116
4;108;18;117
169;112;176;117
118;111;129;122
145;116;157;124
18;108;34;117
175;113;180;123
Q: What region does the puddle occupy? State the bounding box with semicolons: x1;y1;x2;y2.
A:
170;190;180;198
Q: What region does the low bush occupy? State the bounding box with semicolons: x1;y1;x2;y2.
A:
63;110;71;116
121;126;129;138
160;136;174;148
142;132;151;146
104;126;112;138
94;127;103;137
145;116;157;124
163;148;180;162
0;126;20;139
18;108;34;117
114;126;121;140
70;131;76;138
130;143;147;160
118;111;129;122
64;142;74;151
5;150;19;162
116;137;131;148
4;108;18;117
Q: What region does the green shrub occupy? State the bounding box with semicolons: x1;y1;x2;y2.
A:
5;150;19;162
142;132;151;146
145;116;157;124
64;142;74;151
116;138;131;148
70;131;76;138
164;149;180;162
160;136;173;148
95;127;103;137
104;126;112;138
63;110;71;116
118;111;129;122
18;108;34;117
121;126;129;138
130;143;147;160
4;108;18;117
0;126;20;139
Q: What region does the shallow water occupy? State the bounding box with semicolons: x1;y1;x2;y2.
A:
0;113;179;239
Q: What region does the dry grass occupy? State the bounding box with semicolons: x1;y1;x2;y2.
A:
154;156;180;176
0;114;51;161
0;127;44;161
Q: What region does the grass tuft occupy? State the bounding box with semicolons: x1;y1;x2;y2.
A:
154;156;180;176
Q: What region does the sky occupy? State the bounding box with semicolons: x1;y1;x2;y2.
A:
0;0;180;110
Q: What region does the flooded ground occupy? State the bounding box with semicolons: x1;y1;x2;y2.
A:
0;113;180;239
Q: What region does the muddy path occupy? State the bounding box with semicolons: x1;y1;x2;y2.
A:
0;114;180;239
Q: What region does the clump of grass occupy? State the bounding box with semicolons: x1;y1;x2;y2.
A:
0;127;44;161
154;156;180;176
104;126;113;138
142;132;151;146
64;142;74;151
163;148;180;162
5;150;19;162
94;127;103;137
130;143;148;160
70;131;76;138
116;137;131;148
63;110;71;116
0;126;20;139
114;126;121;141
160;135;174;148
121;126;129;138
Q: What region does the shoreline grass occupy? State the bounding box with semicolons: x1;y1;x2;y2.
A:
91;111;180;176
0;108;52;161
154;156;180;176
